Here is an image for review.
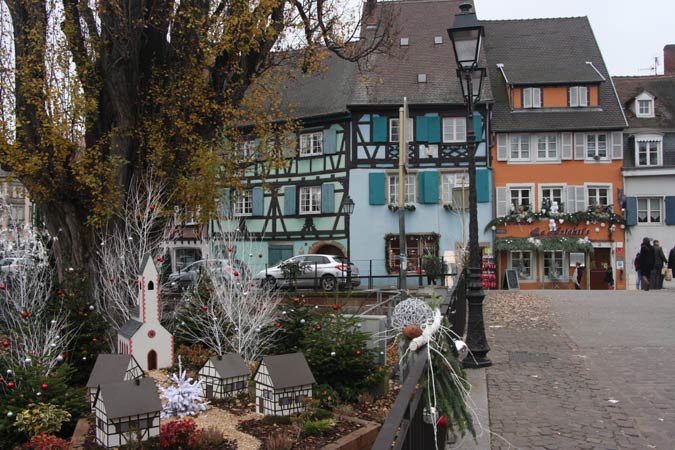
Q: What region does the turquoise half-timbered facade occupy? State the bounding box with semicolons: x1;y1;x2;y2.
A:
347;0;495;283
216;52;356;272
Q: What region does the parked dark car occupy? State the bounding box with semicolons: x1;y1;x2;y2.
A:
166;259;249;291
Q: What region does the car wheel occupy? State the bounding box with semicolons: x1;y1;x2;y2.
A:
263;276;276;289
321;275;337;291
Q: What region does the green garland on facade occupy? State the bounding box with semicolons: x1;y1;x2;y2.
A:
493;236;595;253
485;203;628;236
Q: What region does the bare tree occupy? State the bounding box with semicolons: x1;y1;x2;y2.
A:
95;173;168;347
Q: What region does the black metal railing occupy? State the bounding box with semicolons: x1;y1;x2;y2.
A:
371;269;467;450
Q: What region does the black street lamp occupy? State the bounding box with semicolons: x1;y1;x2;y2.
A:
344;195;355;286
448;3;491;368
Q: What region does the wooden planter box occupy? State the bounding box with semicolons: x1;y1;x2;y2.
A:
320;416;380;450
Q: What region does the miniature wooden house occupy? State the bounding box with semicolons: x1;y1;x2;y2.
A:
117;254;173;371
86;354;144;409
92;378;162;449
253;353;315;416
199;354;250;400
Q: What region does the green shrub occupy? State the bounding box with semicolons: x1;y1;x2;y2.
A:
302;419;335;437
14;403;71;438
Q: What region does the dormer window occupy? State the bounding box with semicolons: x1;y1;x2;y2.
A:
522;88;541;108
634;92;655;118
568;86;588;107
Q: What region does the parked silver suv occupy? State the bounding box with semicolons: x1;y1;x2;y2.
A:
255;254;360;291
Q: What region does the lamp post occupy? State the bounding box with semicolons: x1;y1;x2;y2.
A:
448;2;491;368
343;195;355;287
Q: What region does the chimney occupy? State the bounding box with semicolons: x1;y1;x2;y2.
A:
664;45;675;75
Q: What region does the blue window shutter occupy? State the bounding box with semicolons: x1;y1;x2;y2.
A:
416;116;428;142
665;196;675;225
323;128;337;154
284;186;296;215
369;173;386;205
427;117;441;143
419;171;439;204
372;116;388;142
476;168;490;203
473;112;484;142
321;183;335;213
252;187;264;216
625;196;637;226
220;189;231;216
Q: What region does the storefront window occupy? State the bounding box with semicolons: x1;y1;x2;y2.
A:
510;251;532;280
387;234;438;273
544;251;565;279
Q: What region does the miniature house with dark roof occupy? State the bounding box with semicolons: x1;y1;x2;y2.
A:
198;353;250;400
253;352;315;416
86;354;144;409
93;378;162;449
117;255;173;371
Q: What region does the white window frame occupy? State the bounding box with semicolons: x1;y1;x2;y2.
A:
509;135;530;161
568;86;588;107
585;184;612;207
441;171;469;209
442;117;466;143
635;135;663;167
509;250;534;281
538;184;566;212
299;131;323;156
635;92;655;118
387;173;416;204
507;183;535;211
586;133;608;160
543;251;566;280
389;118;400;143
233;190;253;217
522;87;541;109
299;185;321;214
637;197;662;224
536;134;558;160
236;139;256;158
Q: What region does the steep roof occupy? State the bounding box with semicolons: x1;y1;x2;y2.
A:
612;75;675;129
97;378;161;419
118;319;143;339
483;17;626;132
207;354;250;379
87;354;138;388
258;353;315;389
350;0;493;106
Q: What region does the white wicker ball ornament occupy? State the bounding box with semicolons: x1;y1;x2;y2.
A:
391;298;434;332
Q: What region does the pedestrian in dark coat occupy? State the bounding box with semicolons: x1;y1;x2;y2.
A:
653;240;667;289
668;245;675;276
638;237;655;290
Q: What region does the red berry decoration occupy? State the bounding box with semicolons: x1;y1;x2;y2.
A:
227;247;233;253
355;350;361;356
275;322;282;328
332;304;339;311
41;383;48;391
109;277;114;282
21;311;29;318
134;279;139;284
7;381;15;389
437;416;448;428
202;305;208;311
156;256;164;263
293;297;300;303
149;205;155;211
315;325;321;331
57;289;63;295
2;340;8;348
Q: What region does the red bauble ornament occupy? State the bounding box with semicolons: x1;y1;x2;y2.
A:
355;350;361;356
57;289;63;295
204;287;210;292
0;376;3;382
0;284;5;290
275;322;281;328
134;279;139;284
258;253;263;258
437;416;448;428
202;305;208;311
156;256;164;263
315;325;321;331
149;205;155;211
227;247;233;253
108;277;114;282
2;340;8;348
41;383;48;391
7;381;15;389
332;304;339;311
21;311;29;318
293;297;300;303
91;338;97;343
233;271;239;277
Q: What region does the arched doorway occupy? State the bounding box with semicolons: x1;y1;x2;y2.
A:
147;350;157;370
309;240;347;257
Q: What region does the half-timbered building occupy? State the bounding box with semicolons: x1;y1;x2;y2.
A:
117;255;173;370
92;378;162;449
348;0;495;283
86;354;143;409
199;354;251;400
253;353;315;416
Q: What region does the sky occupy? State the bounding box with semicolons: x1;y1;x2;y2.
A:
475;0;675;76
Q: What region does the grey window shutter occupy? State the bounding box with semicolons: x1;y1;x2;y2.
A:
323;128;337;154
566;186;577;213
321;183;334;213
611;132;624;160
220;189;231;217
252;187;264;216
497;134;508;161
575;186;586;212
496;187;508;216
665;196;675;225
533;88;542;107
561;133;573;160
625;196;638;226
284;186;296;215
574;133;586;160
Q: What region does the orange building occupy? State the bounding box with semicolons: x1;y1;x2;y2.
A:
483;18;628;289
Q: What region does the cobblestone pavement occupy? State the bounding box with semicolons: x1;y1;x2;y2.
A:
484;290;675;450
